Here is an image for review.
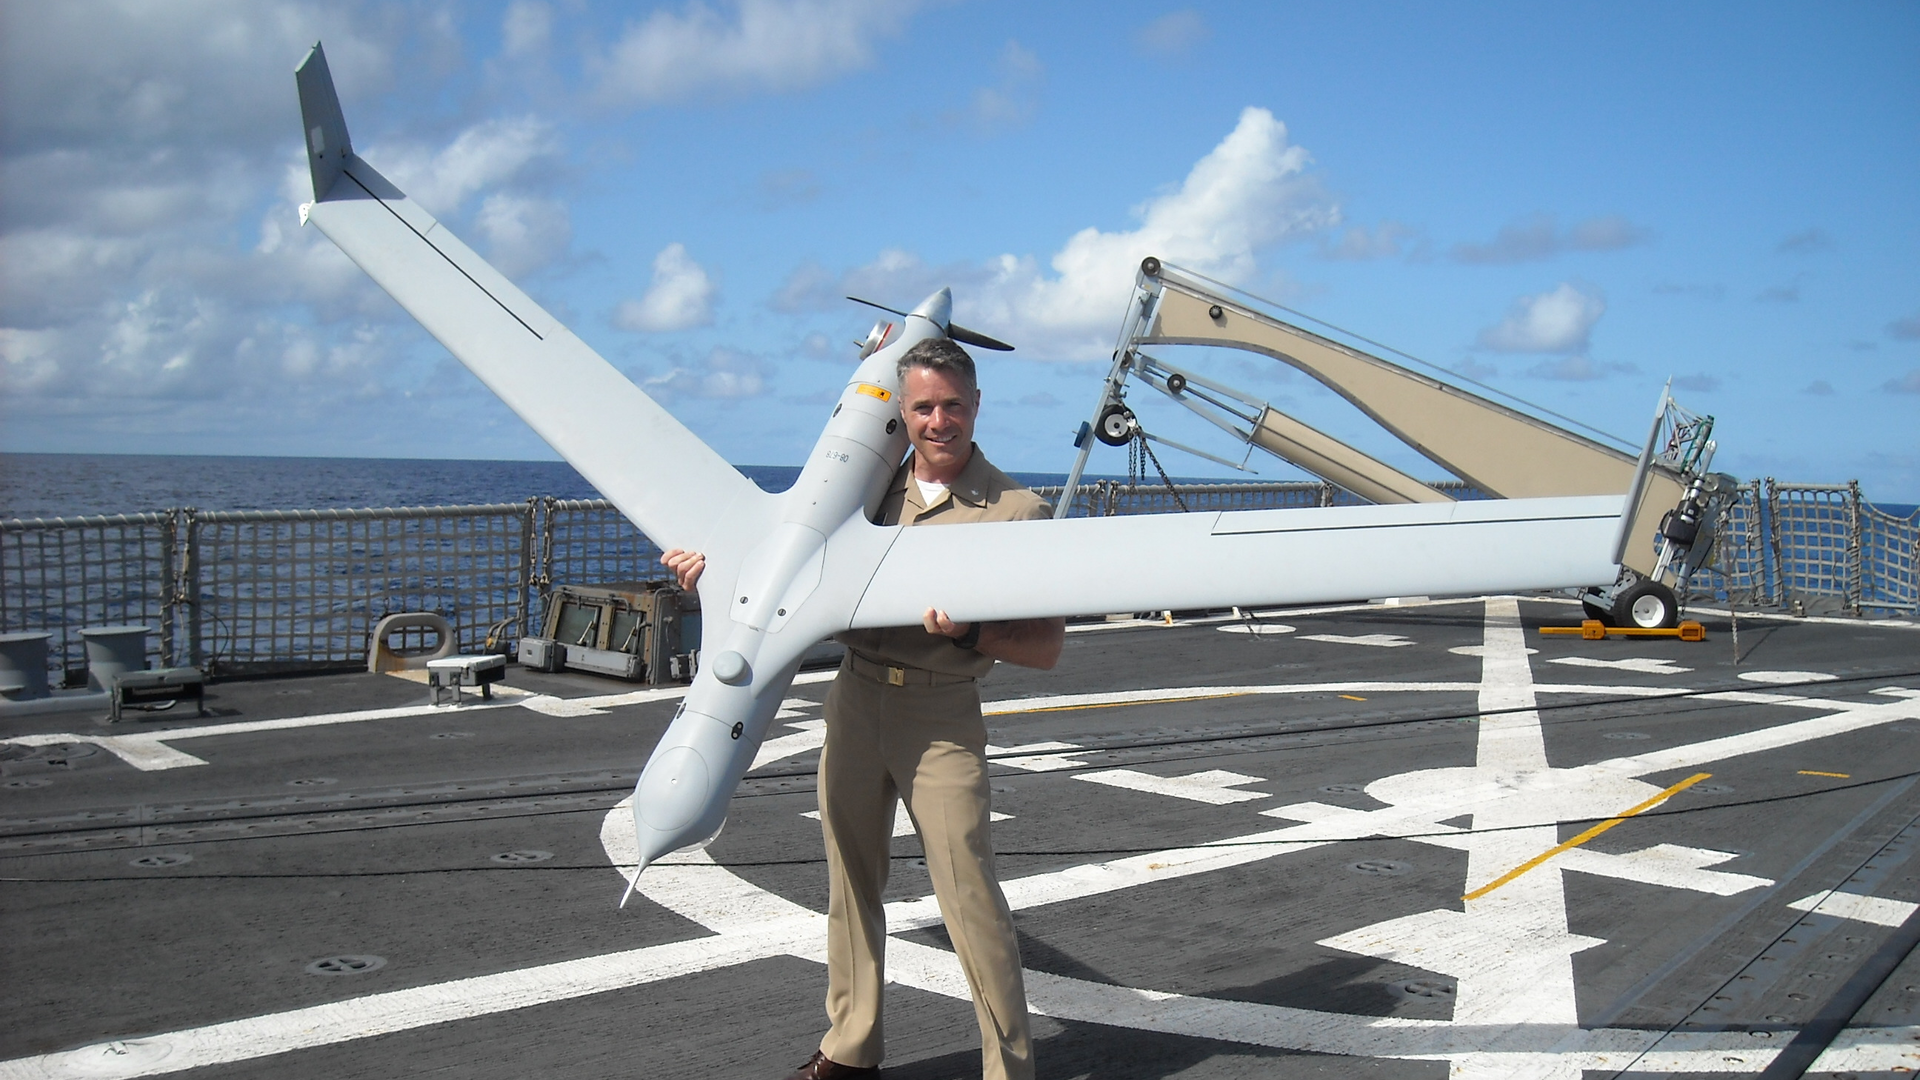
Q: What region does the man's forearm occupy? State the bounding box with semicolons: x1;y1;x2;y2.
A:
976;617;1066;670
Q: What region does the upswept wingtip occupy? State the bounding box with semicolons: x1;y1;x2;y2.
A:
293;42;352;202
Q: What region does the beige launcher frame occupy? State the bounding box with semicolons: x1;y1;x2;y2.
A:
1080;261;1691;583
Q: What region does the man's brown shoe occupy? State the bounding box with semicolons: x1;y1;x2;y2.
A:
783;1050;878;1079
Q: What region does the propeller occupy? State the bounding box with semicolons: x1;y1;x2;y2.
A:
846;296;1014;351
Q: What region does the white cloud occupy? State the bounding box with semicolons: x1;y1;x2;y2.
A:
783;107;1336;360
615;243;717;332
1887;370;1920;395
1888;315;1920;341
1135;11;1210;57
501;1;552;57
375;116;558;215
590;0;916;105
474;193;571;276
1452;214;1649;264
0;4;580;451
643;346;768;399
0;1;396;155
1477;283;1605;353
0;327;66;393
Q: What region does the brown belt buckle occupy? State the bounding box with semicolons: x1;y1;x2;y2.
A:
886;665;906;687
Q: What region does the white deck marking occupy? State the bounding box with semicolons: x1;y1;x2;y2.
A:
801;800;1011;838
984;741;1088;771
0;702;519;771
1301;633;1413;647
1074;768;1272;804
750;719;826;770
1514;843;1770;896
1548;656;1692;675
0;931;805;1080
1;672;842;773
14;600;1919;1079
1787;890;1920;927
1737;669;1840;684
1216;622;1295;635
983;682;1481;715
2;731;213;770
1806;1025;1920;1071
1450;644;1536;657
1579;694;1920;781
517;694;607;716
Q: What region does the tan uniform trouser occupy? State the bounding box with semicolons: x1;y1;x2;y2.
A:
816;661;1033;1080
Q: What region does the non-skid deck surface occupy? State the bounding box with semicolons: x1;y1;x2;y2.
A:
4;597;1918;1078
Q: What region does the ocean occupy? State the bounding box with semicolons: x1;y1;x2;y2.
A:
0;453;1102;522
4;454;1910;522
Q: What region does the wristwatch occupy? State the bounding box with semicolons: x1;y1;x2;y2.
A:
952;621;982;650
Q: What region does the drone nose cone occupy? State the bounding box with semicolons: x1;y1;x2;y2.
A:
909;287;952;331
628;746;730;884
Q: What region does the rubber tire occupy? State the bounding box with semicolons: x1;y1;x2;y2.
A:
1581;597;1615;626
1612;580;1679;630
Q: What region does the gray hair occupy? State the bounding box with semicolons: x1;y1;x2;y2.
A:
896;337;977;392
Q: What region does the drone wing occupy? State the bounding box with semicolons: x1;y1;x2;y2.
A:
294;44;764;554
845;495;1623;628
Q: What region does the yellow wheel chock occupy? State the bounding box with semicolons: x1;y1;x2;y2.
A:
1539;620;1707;642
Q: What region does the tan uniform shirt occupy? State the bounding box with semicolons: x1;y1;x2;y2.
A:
834;445;1051;678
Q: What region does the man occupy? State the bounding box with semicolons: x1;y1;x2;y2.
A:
661;337;1064;1080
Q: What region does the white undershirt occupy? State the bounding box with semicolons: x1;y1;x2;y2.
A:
915;477;950;508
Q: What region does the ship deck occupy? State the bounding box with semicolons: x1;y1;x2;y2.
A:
4;595;1919;1079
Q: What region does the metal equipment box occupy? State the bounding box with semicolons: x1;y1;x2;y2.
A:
532;581;700;685
425;654;507;705
516;636;562;673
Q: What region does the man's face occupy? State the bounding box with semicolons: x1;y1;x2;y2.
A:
900;364;979;480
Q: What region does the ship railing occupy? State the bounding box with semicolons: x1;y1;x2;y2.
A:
1683;480;1917;618
2;479;1912;680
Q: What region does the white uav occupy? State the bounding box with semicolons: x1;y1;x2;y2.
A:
293;44;1623;894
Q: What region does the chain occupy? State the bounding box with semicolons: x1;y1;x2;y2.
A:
1128;426;1188;513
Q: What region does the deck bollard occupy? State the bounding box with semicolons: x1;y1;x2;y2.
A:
0;632;53;700
79;625;153;692
367;612;457;673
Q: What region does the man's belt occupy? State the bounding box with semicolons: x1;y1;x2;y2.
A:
845;650;977;687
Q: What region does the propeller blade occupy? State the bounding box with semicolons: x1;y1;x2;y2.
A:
845;296;1015;352
948;323;1014;352
847;295;908;318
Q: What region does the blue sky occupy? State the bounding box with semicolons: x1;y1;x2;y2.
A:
3;1;1916;499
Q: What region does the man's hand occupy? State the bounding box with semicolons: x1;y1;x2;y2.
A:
923;607;1065;670
922;608;969;640
661;549;705;592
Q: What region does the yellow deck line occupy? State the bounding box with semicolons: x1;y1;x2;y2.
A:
1798;770;1851;778
1462;772;1712;900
